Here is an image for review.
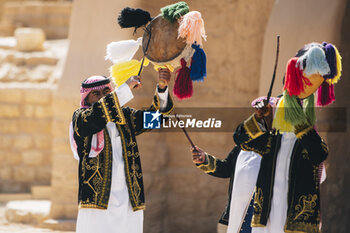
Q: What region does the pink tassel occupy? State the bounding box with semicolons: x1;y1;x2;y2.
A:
173;58;193;100
178;11;207;46
317;81;335;106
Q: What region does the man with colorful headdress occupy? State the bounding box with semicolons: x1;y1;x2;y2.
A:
69;70;173;233
233;42;342;233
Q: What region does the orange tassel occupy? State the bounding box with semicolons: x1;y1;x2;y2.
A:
178;11;206;46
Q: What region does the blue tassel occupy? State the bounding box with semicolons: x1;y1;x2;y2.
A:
190;43;207;82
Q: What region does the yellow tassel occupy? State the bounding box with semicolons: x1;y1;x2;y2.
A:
272;97;294;132
110;58;149;87
327;45;342;85
153;64;175;72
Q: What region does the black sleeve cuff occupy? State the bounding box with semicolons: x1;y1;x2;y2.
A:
157;85;168;93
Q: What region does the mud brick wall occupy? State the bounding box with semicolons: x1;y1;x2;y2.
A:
0;1;72;39
0;84;53;193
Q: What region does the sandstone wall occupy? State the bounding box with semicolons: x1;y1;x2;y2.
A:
0;1;72;39
50;0;274;232
0;84;53;193
321;1;350;232
0;38;68;83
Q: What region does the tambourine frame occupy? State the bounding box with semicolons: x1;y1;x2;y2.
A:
142;15;187;63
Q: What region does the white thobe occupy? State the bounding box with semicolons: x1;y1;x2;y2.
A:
75;84;168;233
252;132;297;233
227;150;261;233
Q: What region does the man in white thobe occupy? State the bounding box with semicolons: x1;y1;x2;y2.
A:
70;70;173;233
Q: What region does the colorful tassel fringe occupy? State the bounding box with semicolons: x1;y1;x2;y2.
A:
173;58;193;100
283;90;316;126
110;58;149;87
303;93;316;125
275;42;343;130
161;1;189;23
296;46;330;77
118;7;152;29
272;97;294;132
283;58;311;96
316;81;335;106
323;42;337;80
326;45;342;85
190;43;206;82
283;90;308;126
105;37;142;64
178;11;207;46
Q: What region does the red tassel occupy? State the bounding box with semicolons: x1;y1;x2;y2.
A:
173;58;193;100
283;57;311;96
316;81;335;106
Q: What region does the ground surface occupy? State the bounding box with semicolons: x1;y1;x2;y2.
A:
0;203;74;233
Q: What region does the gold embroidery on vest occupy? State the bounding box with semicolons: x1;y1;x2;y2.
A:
111;92;126;124
301;148;309;160
254;187;263;213
81;137;89;177
293;194;317;221
82;108;93;123
252;187;264;225
117;124;142;208
98;129;111;207
100;99;111;122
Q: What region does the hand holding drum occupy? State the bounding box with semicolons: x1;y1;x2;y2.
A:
158;68;171;89
126;76;142;89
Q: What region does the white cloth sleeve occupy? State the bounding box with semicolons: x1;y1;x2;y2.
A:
115;83;134;106
69;122;80;161
156;86;169;111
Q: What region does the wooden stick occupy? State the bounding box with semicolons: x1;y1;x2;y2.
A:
266;35;280;103
263;35;280;131
133;26;152;88
137;26;152;76
175;115;197;151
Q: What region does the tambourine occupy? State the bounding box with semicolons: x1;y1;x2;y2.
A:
108;2;207;99
142;15;194;70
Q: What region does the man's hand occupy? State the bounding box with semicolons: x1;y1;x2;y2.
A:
158;68;171;89
254;99;272;130
191;146;206;164
126;76;142;89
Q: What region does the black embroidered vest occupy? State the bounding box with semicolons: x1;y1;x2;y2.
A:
72;90;173;210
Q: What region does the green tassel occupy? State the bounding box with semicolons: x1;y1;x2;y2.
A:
283;90;308;126
161;1;189;23
303;93;316;125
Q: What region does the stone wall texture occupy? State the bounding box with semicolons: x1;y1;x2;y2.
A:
0;38;68;83
321;1;350;232
0;0;72;39
0;84;53;193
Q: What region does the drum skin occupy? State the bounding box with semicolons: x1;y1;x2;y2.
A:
143;15;187;63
